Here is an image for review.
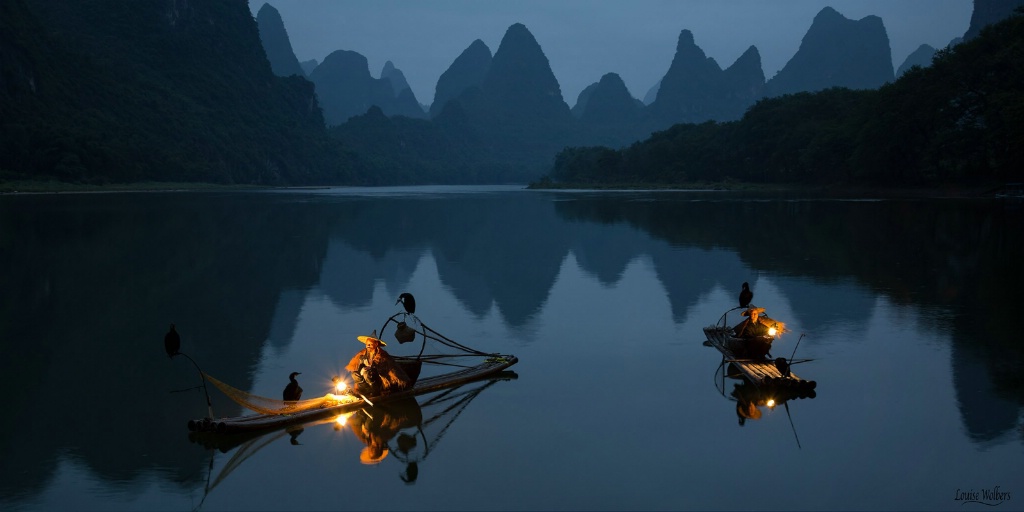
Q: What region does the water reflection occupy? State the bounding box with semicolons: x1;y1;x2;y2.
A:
0;188;1021;509
714;362;817;439
188;375;514;504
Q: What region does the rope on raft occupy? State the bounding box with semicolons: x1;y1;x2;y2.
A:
380;312;495;362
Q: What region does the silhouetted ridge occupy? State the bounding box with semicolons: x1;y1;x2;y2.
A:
575;73;643;123
649;30;764;125
762;6;893;97
310;50;424;125
256;3;305;77
430;39;491;118
477;23;571;123
964;0;1024;39
381;60;411;95
896;44;937;77
300;59;318;75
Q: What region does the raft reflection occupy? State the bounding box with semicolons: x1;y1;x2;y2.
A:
189;372;517;499
714;362;817;446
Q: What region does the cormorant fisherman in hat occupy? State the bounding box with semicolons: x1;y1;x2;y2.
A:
732;306;778;359
346;332;412;394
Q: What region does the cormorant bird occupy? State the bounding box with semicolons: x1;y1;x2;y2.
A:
774;357;791;378
738;282;753;308
164;323;181;358
283;372;303;401
396;292;416;314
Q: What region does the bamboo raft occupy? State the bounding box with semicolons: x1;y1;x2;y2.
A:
188;355;518;434
703;325;816;393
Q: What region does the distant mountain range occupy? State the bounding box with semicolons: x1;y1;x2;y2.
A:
261;3;985;130
1;0;1019;186
257;1;1019;160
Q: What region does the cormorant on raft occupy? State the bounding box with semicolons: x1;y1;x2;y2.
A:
397;292;416;315
283;372;303;401
774;357;791;378
739;282;753;308
164;323;181;358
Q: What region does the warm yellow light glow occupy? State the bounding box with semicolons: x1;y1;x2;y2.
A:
333;411;356;429
768;326;777;336
335;380;347;393
766;399;776;408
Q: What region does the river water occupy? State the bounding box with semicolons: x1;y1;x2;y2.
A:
0;185;1021;511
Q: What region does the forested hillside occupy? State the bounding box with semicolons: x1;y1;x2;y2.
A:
541;12;1024;188
0;0;360;185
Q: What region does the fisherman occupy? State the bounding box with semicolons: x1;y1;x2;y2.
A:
346;333;412;394
732;307;776;358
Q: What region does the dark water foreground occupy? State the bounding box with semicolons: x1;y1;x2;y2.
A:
0;186;1021;511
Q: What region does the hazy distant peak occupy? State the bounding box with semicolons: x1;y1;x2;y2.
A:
256;2;305;77
762;5;893;97
381;60;412;96
429;38;493;117
677;29;696;47
320;49;372;78
814;5;842;21
467;39;491;52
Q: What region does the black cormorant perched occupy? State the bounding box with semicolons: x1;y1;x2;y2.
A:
774;357;791;378
283;372;303;401
396;293;416;314
738;282;753;308
164;323;181;358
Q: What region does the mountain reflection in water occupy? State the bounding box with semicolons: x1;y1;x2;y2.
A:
0;187;1020;510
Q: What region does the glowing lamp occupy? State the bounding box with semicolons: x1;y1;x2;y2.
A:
766;399;776;408
768;326;777;336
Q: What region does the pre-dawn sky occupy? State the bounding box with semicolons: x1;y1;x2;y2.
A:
251;0;973;107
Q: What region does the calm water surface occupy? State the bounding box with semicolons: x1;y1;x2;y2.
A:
1;186;1021;511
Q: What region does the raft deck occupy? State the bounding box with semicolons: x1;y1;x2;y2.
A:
189;355;518;434
703;326;816;391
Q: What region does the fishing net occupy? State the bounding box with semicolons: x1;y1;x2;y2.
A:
199;312;500;417
202;372;357;416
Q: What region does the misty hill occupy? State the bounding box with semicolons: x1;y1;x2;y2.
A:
648;31;764;126
429;39;492;118
442;23;577;167
762;6;894;97
309;49;425;126
570;73;654;148
300;59;319;75
471;23;572;125
0;0;358;185
572;73;644;122
381;61;412;95
256;3;305;77
896;43;937;77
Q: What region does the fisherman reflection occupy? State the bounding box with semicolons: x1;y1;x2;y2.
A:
345;398;423;468
732;381;765;426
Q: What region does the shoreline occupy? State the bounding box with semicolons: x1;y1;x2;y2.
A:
0;179;1006;199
